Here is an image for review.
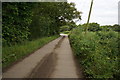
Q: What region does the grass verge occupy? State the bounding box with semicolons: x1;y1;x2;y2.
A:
2;35;59;68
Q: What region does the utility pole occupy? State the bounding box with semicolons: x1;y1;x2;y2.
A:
118;1;120;25
85;0;94;34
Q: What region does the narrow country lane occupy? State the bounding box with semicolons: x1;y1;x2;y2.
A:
49;36;83;78
3;36;83;78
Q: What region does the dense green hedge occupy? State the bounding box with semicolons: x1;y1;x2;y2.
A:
69;28;119;79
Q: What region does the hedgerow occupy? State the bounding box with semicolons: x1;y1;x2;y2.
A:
69;27;119;79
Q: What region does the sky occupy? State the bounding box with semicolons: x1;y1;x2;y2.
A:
68;0;120;25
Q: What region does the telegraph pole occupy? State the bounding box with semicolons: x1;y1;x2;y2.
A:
118;1;120;25
85;0;94;33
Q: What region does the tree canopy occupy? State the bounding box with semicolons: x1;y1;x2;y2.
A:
2;2;81;46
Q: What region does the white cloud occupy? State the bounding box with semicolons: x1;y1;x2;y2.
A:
68;0;119;25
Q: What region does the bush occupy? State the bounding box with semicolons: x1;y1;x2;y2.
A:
69;28;119;79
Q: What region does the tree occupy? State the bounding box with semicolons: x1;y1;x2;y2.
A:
2;2;35;46
112;24;120;32
2;2;82;45
88;23;101;31
81;23;101;32
29;2;81;39
60;25;70;32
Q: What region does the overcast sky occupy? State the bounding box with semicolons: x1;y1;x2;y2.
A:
68;0;119;25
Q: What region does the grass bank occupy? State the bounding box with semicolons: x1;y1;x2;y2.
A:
2;35;59;68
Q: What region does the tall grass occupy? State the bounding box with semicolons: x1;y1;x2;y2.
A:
2;36;58;68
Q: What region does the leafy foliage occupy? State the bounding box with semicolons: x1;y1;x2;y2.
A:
2;2;81;45
29;2;81;39
81;23;101;32
60;25;70;32
2;2;34;46
79;23;120;32
69;26;119;79
101;24;120;32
